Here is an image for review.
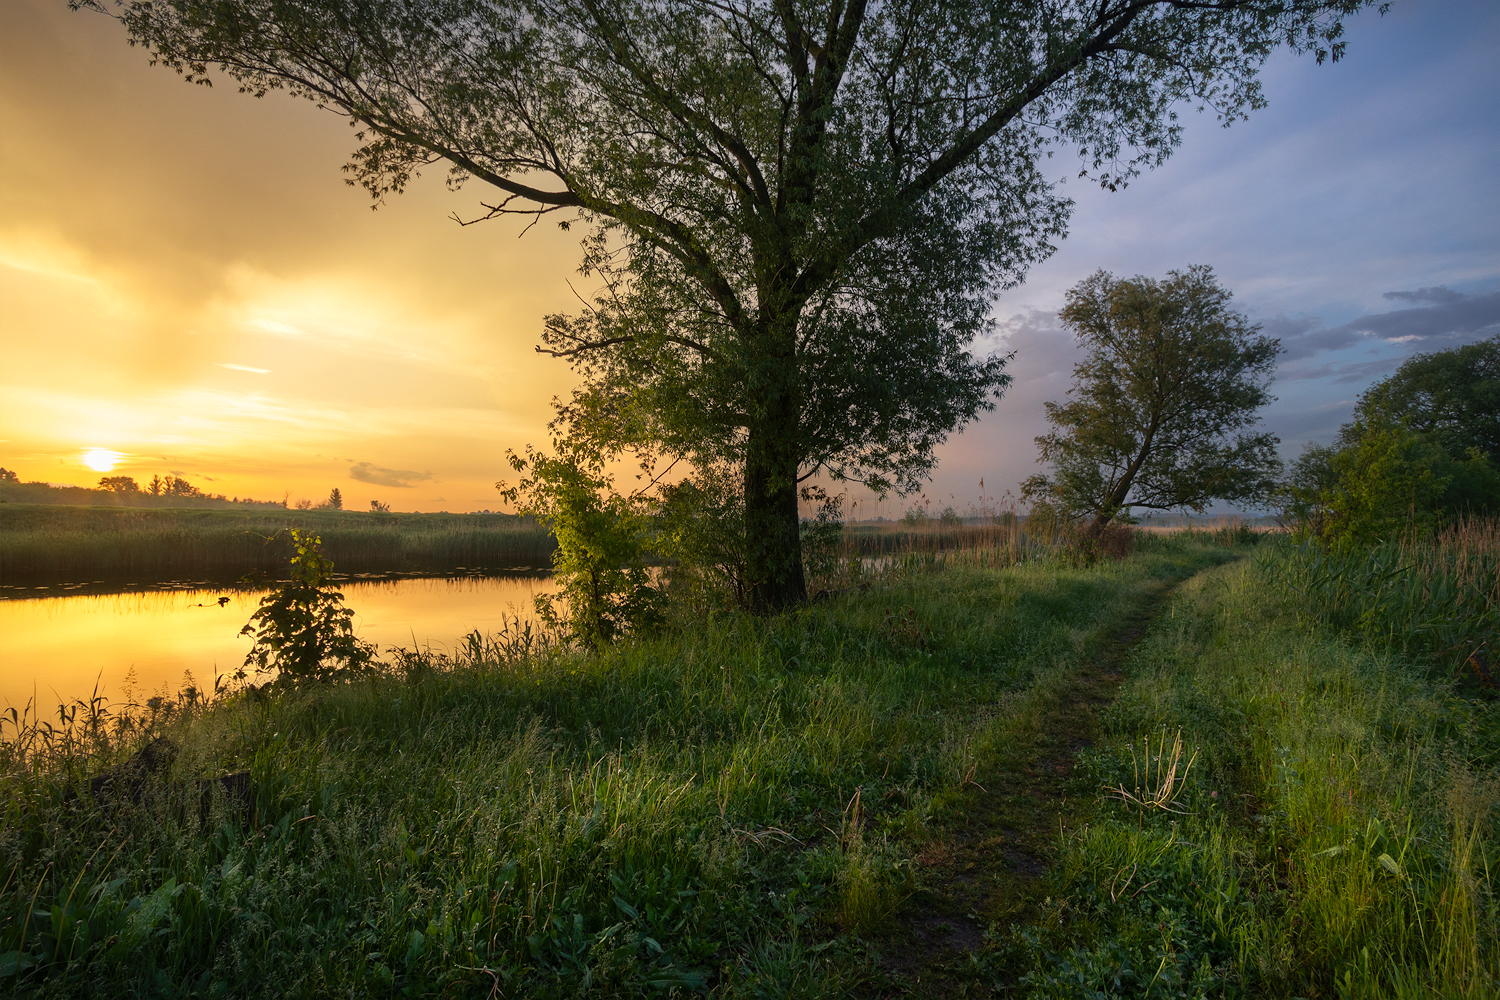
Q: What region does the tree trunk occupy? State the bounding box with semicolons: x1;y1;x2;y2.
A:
743;447;805;612
742;329;806;612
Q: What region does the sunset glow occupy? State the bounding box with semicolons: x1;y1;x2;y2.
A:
1;0;1495;514
81;448;123;473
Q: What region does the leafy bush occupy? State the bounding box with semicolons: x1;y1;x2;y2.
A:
238;529;377;686
798;488;847;592
499;443;665;647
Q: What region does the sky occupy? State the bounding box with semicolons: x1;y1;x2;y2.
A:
1;0;1497;515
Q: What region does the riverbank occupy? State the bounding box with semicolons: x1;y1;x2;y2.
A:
2;531;1492;997
0;505;555;586
0;535;1232;995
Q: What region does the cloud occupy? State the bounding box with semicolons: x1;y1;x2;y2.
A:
1276;287;1500;374
1383;286;1465;306
349;461;432;488
216;363;271;374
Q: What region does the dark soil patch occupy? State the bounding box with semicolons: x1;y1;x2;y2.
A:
862;572;1198;996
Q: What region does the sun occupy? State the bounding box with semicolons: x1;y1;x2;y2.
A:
82;448;124;472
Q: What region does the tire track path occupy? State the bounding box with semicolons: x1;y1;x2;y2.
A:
867;565;1214;995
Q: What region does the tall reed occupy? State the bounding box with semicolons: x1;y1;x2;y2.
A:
0;505;555;585
1265;516;1499;678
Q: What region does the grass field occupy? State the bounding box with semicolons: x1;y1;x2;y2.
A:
0;527;1493;997
0;505;556;585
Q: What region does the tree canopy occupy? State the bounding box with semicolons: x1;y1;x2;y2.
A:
1283;334;1499;546
1023;266;1283;524
84;0;1384;607
1342;334;1499;461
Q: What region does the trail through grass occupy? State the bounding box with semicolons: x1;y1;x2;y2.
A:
970;538;1500;998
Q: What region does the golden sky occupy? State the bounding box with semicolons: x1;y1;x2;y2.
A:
4;1;1496;518
1;0;582;512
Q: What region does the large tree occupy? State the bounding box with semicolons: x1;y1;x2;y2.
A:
82;0;1382;609
1023;266;1283;525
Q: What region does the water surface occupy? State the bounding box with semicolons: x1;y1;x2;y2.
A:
0;573;554;714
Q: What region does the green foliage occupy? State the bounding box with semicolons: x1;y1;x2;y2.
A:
1282;337;1500;546
1322;423;1498;547
797;488;847;592
238;529;377;686
1346;333;1499;462
653;464;750;610
1024;265;1283;524
499;443;665;648
92;0;1386;608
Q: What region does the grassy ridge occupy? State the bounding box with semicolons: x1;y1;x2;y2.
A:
989;536;1500;997
0;505;556;584
0;537;1234;997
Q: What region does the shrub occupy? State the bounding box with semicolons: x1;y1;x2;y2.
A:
499;443;665;648
239;529;377;686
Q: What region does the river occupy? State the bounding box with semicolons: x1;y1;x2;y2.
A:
0;573;555;715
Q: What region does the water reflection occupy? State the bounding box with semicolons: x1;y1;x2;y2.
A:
0;573;555;713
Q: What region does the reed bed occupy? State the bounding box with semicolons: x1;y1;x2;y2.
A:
0;505;556;585
1266;516;1499;679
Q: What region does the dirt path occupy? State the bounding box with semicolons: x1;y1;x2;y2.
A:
865;570;1202;995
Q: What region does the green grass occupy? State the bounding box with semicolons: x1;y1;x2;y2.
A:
982;533;1500;997
0;535;1233;997
0;505;556;585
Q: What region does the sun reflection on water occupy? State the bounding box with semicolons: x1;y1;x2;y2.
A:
0;574;555;713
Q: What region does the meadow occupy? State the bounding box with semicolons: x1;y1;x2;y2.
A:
0;524;1494;997
0;505;556;585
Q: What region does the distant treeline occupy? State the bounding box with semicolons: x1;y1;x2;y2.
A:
0;469;285;510
0;505;555;586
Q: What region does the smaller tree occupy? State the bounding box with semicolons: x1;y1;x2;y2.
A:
498;440;665;648
98;475;139;493
240;530;376;686
369;499;391;513
1023;267;1282;526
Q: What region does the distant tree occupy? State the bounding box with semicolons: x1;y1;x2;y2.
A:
162;475;204;497
98;475;140;493
0;467;20;483
1322;423;1497;547
1282;335;1500;545
328;488;343;511
1277;441;1341;535
1023;267;1282;526
294;498;314;510
84;0;1385;611
147;474;164;496
369;499;391;513
1342;334;1499;462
